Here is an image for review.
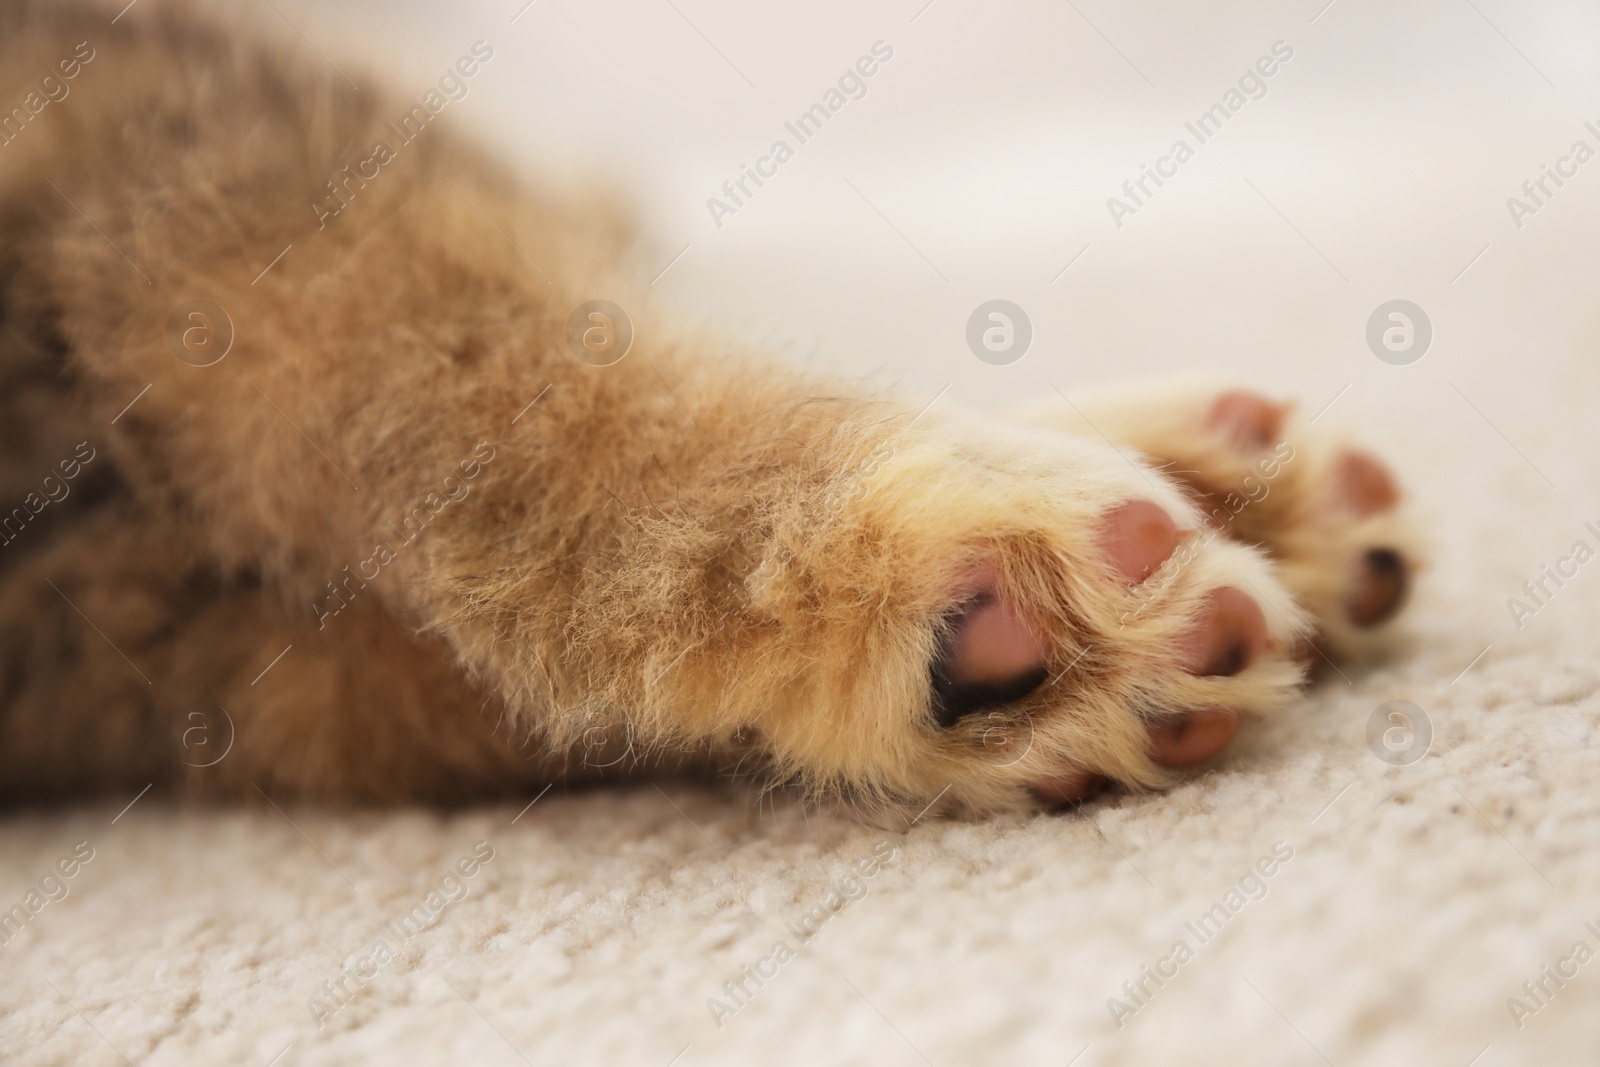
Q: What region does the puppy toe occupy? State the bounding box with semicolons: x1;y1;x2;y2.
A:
1096;499;1182;585
1176;587;1269;677
1334;448;1401;518
1032;771;1109;807
1206;390;1290;452
1347;546;1410;627
1146;709;1240;766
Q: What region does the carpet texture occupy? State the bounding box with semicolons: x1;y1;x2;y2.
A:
4;0;1599;1063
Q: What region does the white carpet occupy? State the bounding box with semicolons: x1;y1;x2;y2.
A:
6;1;1600;1063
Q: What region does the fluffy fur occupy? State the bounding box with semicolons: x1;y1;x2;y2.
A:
0;1;1415;818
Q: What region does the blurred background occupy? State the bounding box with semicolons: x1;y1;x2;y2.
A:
255;0;1597;403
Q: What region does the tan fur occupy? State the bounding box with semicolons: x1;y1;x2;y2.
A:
0;2;1410;818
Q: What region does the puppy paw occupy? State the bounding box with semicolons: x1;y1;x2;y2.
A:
742;413;1310;816
1022;382;1420;665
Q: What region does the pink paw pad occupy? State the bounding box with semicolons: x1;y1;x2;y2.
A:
941;503;1279;793
1206;390;1289;453
1147;709;1239;766
1348;547;1408;628
1334;449;1399;518
1149;587;1270;766
1096;499;1181;585
1330;450;1410;627
1097;502;1269;765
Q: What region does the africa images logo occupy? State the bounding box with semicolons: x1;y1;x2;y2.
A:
1105;40;1294;228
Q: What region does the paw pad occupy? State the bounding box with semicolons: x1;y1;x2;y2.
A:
1147;709;1239;766
1334;449;1399;518
1097;499;1181;585
931;567;1049;728
1176;587;1269;677
1206;390;1288;452
1347;546;1409;627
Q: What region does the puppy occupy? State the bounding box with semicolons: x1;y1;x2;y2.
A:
0;1;1416;817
